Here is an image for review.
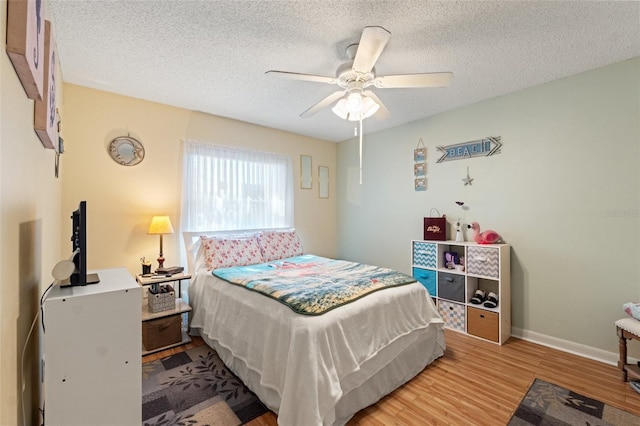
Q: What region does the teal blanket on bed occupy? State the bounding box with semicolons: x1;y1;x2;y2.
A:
213;254;417;315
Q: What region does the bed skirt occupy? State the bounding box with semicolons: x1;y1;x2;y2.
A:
196;323;445;426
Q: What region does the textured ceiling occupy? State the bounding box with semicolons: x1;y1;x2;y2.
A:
48;1;640;143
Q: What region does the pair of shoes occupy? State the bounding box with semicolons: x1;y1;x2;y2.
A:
484;292;499;309
469;289;499;308
470;289;485;304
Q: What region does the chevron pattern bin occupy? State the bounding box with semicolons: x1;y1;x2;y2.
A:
412;242;437;269
466;246;499;278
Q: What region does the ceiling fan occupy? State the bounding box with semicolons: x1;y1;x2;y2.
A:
266;26;453;121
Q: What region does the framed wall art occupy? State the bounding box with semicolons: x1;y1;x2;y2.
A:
300;155;312;189
109;136;145;166
414;138;427;191
34;20;58;149
318;166;329;198
6;0;45;100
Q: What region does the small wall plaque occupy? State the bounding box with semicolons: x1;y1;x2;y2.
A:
109;136;145;166
34;20;58;149
6;0;45;100
414;138;427;191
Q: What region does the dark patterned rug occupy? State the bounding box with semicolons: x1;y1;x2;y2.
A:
508;378;639;425
142;345;268;425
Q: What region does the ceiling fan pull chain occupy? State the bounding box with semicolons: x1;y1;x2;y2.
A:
359;119;363;185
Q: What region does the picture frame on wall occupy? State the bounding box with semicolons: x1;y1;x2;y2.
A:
6;0;45;100
414;138;427;191
300;155;312;189
34;20;58;150
318;166;329;198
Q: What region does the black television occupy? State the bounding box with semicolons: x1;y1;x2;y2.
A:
62;201;100;287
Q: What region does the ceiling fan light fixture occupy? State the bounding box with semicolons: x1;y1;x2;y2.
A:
333;92;380;121
331;98;349;119
346;92;363;113
361;95;379;117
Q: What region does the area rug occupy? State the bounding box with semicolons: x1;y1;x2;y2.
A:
508;378;639;425
142;345;268;425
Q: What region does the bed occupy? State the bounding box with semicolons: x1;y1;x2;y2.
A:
184;229;445;426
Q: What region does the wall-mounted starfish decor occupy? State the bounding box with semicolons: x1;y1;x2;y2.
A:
463;166;473;186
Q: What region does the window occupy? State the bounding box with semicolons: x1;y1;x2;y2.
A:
181;140;293;232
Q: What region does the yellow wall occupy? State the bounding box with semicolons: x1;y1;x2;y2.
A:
1;1;64;423
61;84;337;279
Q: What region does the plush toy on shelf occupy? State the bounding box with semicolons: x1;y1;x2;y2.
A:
468;222;502;244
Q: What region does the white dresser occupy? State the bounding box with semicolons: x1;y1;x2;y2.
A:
43;267;141;425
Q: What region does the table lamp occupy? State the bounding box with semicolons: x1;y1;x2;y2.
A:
148;215;174;269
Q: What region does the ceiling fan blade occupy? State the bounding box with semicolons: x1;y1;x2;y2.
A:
363;90;390;119
352;26;391;74
265;70;337;85
374;72;453;88
300;90;346;118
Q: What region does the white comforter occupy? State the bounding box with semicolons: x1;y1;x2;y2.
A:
189;268;445;425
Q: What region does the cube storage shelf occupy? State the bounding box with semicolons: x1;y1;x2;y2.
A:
412;240;511;345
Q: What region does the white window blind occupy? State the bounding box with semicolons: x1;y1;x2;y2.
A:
181;140;294;232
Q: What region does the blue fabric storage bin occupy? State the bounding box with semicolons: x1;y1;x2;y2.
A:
412;267;436;297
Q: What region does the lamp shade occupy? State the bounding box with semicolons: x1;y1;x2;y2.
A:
148;215;174;235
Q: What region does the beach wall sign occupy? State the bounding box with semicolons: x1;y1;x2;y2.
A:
436;136;502;163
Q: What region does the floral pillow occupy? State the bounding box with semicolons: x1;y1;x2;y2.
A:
200;235;264;270
256;230;304;262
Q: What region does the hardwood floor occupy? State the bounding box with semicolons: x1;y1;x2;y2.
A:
142;329;640;425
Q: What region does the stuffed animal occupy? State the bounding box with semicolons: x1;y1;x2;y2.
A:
624;302;640;321
468;222;501;244
445;252;458;269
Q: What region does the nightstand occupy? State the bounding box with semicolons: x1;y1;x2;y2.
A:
136;272;192;355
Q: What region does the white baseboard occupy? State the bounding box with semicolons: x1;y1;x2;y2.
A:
511;327;639;367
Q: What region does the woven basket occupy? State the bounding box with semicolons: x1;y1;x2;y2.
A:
148;285;176;313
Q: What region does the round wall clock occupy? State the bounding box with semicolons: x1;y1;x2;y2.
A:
109;136;145;166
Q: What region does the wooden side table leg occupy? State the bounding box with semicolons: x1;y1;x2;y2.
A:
617;326;628;382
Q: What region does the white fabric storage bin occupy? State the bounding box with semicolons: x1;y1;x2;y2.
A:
438;300;465;332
